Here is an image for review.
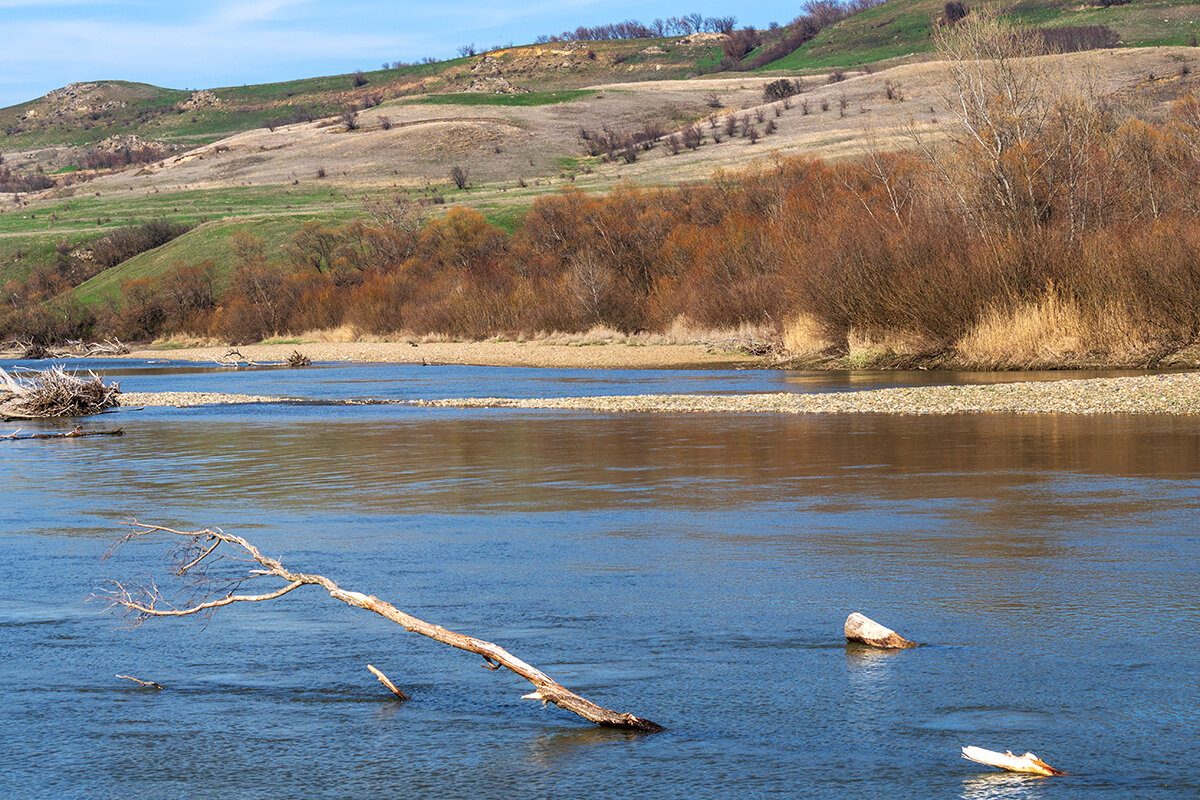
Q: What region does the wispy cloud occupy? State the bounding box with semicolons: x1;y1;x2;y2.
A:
212;0;314;27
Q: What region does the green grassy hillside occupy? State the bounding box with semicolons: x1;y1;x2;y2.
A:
4;1;1200;333
764;0;1200;70
0;37;724;153
71;215;329;307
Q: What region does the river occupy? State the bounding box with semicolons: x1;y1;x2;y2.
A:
1;360;1196;799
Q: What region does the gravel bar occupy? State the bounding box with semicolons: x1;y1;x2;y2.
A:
120;391;292;407
118;372;1200;415
410;372;1200;415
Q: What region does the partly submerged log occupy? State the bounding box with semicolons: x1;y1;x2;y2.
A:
100;522;663;732
117;673;164;690
961;746;1064;776
844;612;918;649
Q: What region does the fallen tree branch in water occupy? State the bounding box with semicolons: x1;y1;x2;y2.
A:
98;521;663;732
2;426;124;441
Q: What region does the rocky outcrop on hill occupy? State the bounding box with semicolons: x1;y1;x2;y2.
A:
175;90;221;111
21;82;128;122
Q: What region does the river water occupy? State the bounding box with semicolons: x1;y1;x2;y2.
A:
1;361;1197;799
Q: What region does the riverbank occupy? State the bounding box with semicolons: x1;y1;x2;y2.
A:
119;371;1200;415
122;340;761;370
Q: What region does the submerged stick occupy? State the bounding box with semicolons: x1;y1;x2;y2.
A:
367;664;410;700
2;426;124;441
99;522;663;732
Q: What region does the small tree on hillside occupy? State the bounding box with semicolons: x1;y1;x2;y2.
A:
450;165;470;190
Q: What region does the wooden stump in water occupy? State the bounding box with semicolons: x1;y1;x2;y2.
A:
961;746;1064;776
844;612;917;649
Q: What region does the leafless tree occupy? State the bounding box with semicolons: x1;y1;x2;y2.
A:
450;165;469;190
98;522;664;732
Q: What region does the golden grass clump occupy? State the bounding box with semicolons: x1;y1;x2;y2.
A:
953;293;1106;368
782;313;833;356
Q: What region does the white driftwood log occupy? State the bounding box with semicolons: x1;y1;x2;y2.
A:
961;746;1064;776
844;612;918;649
100;522;663;732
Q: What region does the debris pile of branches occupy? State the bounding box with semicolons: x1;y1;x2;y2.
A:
0;366;121;419
286;350;311;367
0;338;129;359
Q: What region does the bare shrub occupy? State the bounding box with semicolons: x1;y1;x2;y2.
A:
450;165;470;190
943;2;969;26
763;78;802;102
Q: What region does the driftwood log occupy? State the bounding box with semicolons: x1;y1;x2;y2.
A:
961;746;1064;776
844;612;918;649
99;522;663;732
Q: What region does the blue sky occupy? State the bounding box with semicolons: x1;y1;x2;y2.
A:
0;1;801;108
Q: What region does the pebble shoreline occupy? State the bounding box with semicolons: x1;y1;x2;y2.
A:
120;372;1200;415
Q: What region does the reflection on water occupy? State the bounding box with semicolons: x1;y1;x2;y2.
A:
961;773;1049;800
0;363;1197;799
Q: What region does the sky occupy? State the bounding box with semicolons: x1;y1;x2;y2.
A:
0;1;804;108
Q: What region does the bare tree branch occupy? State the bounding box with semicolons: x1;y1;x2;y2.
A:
98;521;663;732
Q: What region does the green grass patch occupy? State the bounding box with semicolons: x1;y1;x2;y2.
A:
72;214;316;308
477;202;531;234
411;90;593;107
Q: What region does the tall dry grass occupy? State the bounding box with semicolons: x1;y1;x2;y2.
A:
954;292;1154;368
